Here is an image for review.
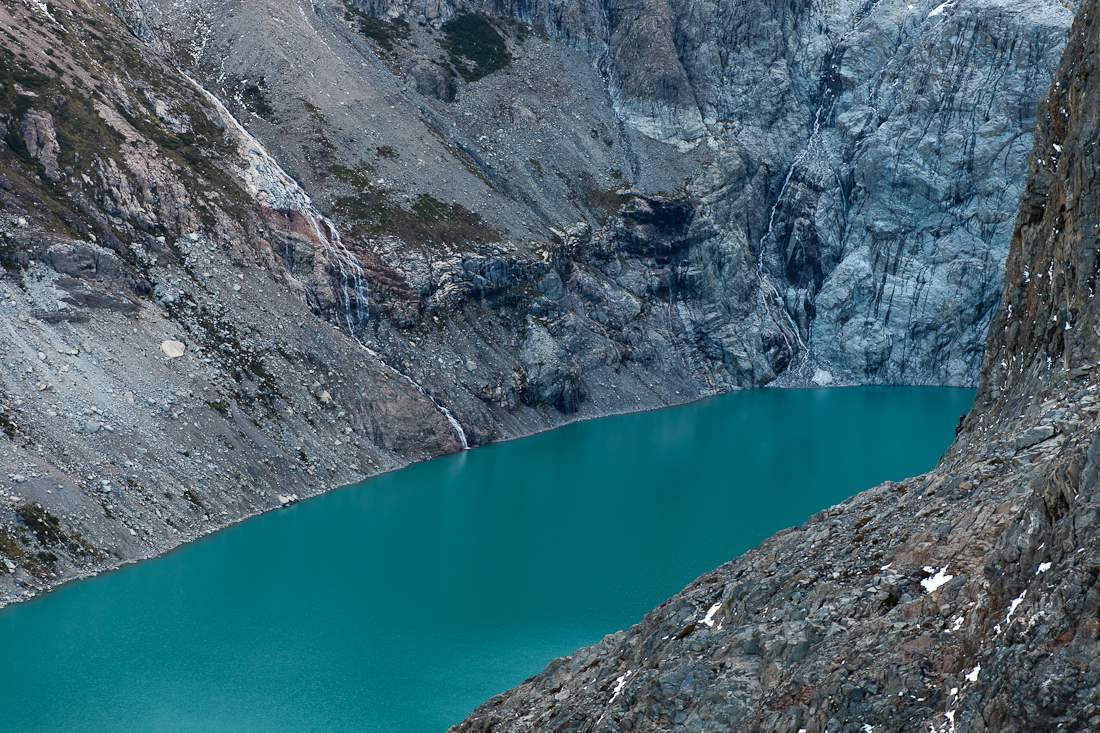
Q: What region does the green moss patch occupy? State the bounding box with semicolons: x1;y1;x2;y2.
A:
346;8;409;51
442;14;511;82
183;490;205;511
0;527;27;565
0;406;18;438
16;504;66;546
242;79;275;120
335;191;497;249
579;172;630;214
330;163;374;189
12;503;99;563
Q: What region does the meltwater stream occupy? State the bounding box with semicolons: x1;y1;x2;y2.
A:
0;387;974;733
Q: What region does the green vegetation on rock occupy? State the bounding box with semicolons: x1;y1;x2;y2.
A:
242;79;275;120
345;8;409;51
335;191;496;248
442;14;511;82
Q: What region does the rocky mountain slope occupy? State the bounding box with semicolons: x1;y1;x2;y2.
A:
121;0;1076;388
0;0;1075;605
449;0;1100;729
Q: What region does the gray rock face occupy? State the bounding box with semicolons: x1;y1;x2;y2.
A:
18;110;61;181
43;241;127;282
1016;424;1055;449
125;0;1072;389
519;321;585;413
405;57;453;101
0;0;1077;645
802;0;1074;385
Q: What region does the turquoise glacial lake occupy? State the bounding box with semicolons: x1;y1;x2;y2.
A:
0;386;974;733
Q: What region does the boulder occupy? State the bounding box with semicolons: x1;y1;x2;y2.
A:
160;340;186;358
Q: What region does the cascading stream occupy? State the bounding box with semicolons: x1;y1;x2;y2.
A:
377;358;470;451
187;75;370;332
754;8;885;372
186;77;467;450
755;79;838;359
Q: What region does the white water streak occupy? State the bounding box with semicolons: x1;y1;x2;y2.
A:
186;79;468;450
755;93;837;357
756;9;883;365
371;353;470;451
187;75;369;331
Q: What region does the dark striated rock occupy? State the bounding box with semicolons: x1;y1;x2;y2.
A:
519;321;585;413
405;57;453;102
44;241;128;282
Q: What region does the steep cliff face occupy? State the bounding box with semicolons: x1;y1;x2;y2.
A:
798;0;1071;385
126;0;1071;389
449;1;1100;730
978;0;1100;411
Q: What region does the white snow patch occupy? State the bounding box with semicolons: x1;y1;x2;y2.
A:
703;602;722;627
951;616;964;631
863;724;875;733
1006;590;1027;621
1053;143;1063;153
26;0;56;22
965;664;981;683
609;670;632;702
921;566;954;593
1036;562;1051;574
880;562;893;570
928;1;953;17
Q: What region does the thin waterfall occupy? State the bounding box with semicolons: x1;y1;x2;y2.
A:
187;77;467;449
755;7;883;369
187;75;369;332
385;362;470;451
755;88;836;357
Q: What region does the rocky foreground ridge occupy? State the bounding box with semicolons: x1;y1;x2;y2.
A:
0;0;1076;607
449;1;1100;730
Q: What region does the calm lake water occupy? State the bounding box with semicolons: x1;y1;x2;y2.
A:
0;387;974;733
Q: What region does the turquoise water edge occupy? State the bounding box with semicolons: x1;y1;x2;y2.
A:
0;387;974;733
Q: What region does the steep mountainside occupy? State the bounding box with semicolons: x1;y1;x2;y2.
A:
0;0;1074;603
131;0;1073;388
450;1;1100;729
